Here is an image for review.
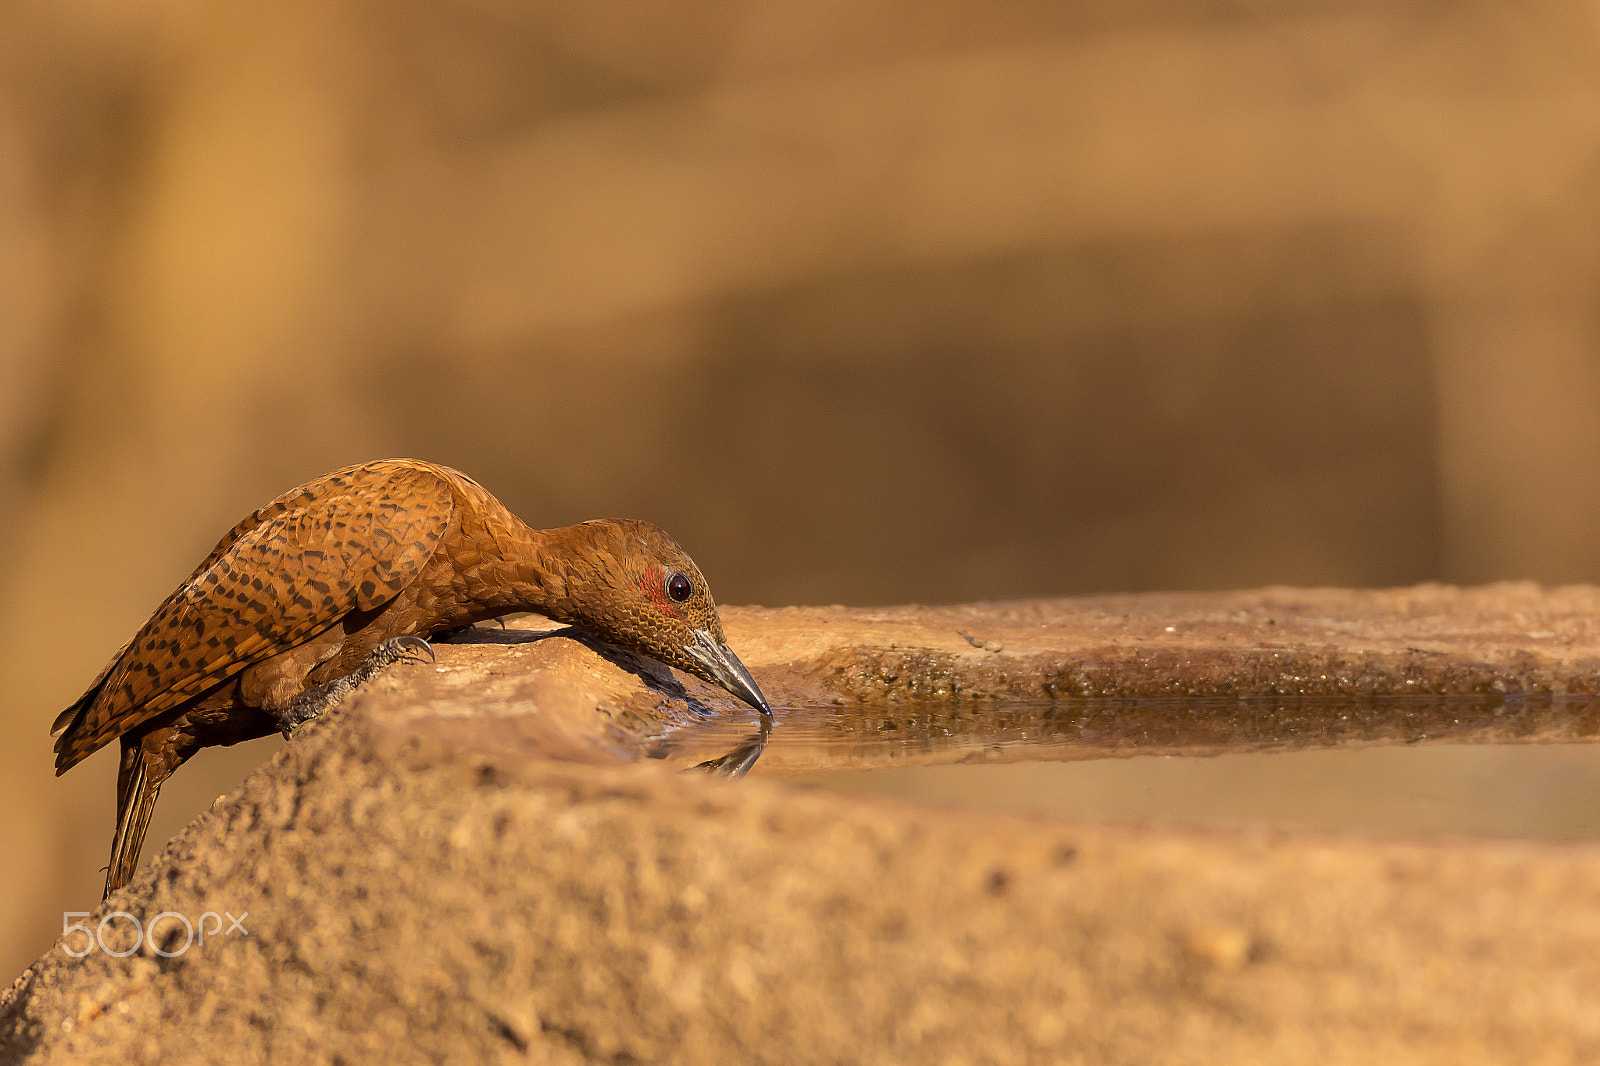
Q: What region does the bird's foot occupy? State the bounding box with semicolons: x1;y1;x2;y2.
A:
379;634;437;667
276;635;435;737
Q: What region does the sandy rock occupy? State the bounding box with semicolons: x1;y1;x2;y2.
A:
6;585;1600;1064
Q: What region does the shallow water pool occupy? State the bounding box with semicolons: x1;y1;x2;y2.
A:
651;696;1600;840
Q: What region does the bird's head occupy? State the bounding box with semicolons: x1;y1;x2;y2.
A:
544;519;769;717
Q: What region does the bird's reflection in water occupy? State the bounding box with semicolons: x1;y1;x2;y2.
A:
693;713;772;778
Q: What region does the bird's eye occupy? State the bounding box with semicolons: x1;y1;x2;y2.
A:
666;571;693;602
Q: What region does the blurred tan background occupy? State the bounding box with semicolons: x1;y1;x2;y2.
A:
5;0;1600;977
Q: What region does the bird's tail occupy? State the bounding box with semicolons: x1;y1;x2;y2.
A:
105;739;161;900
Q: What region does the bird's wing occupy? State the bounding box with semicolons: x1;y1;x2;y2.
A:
54;461;455;770
47;463;373;739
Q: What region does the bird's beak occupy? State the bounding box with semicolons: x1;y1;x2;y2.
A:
684;629;771;719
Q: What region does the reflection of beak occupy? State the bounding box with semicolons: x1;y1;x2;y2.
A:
684;629;771;719
696;713;772;778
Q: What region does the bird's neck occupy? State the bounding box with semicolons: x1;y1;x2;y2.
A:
437;514;594;629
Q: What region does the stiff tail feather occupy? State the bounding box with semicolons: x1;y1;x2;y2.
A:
105;741;162;900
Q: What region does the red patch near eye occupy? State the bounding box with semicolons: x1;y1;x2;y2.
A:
637;563;685;619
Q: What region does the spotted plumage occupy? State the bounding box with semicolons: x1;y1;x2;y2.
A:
54;458;768;899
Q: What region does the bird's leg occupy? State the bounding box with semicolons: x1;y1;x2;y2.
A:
275;635;435;737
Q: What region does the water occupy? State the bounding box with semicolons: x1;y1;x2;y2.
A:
648;696;1600;840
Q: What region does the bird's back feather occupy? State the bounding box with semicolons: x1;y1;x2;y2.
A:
53;460;457;772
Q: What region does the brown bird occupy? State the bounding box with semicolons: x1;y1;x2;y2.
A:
52;458;769;899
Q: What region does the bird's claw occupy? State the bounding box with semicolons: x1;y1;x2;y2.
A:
394;635;435;664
